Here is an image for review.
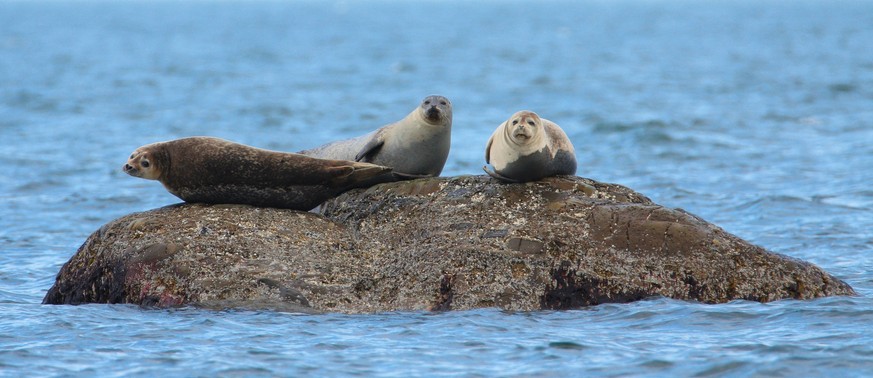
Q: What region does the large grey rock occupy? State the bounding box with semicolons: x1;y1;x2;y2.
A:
43;176;855;312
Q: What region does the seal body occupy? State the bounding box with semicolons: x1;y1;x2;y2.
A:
484;110;577;183
299;95;453;177
123;137;395;210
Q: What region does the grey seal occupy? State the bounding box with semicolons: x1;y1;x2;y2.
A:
299;95;453;178
483;110;577;183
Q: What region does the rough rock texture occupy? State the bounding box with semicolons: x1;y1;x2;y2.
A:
44;176;855;312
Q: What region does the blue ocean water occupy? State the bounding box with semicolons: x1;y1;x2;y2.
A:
2;0;873;376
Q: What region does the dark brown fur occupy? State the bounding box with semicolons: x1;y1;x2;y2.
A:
123;137;396;210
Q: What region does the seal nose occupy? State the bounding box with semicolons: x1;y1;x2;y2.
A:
426;106;440;118
123;163;132;172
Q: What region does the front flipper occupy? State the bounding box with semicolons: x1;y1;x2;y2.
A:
484;135;494;164
355;131;387;162
392;172;432;180
325;165;356;179
482;165;520;183
327;162;395;188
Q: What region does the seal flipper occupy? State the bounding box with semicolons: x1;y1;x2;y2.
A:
482;165;520;183
329;162;396;188
355;131;387;162
392;172;431;180
325;165;356;178
484;135;493;164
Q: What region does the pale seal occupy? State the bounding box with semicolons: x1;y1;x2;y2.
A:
122;137;396;210
299;95;453;178
483;110;577;183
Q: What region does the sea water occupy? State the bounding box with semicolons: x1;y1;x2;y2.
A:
2;1;873;376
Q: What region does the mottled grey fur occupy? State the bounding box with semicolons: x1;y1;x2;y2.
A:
299;95;453;177
484;110;577;183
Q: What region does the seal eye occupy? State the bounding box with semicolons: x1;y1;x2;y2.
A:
512;120;518;125
424;100;431;105
527;120;535;126
141;160;150;168
440;101;447;106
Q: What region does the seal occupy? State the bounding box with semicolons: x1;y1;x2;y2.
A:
483;110;577;183
122;137;395;210
299;95;453;178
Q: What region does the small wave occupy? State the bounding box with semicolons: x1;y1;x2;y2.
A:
732;194;867;214
691;360;753;377
828;83;857;94
592;119;673;134
548;341;588;350
732;194;809;211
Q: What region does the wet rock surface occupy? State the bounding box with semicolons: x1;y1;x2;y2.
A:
44;176;856;312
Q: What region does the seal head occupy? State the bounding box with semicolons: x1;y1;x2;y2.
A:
123;148;164;180
421;95;451;125
506;111;543;148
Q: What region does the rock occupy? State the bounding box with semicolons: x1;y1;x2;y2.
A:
43;176;855;312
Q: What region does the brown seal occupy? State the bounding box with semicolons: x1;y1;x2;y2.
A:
123;137;395;210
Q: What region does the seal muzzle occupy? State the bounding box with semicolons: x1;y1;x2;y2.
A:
425;106;441;121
